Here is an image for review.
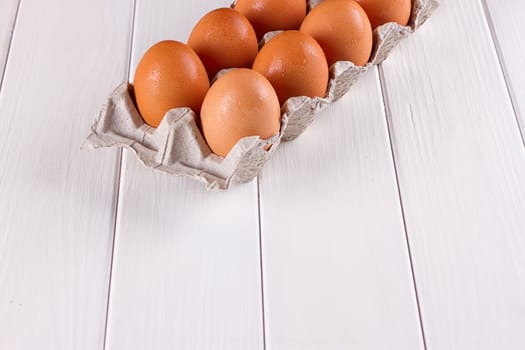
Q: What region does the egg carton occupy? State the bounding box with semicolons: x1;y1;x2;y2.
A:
84;0;439;190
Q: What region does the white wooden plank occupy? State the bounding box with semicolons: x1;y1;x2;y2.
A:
104;1;263;349
0;0;133;348
483;0;525;141
259;70;425;349
0;0;18;82
380;1;525;349
106;155;262;350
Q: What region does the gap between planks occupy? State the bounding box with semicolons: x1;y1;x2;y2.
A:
378;64;428;350
256;176;267;350
103;148;123;350
0;0;22;95
479;0;525;148
103;0;137;348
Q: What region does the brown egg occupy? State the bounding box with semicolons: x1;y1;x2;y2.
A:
133;40;209;127
188;8;258;79
234;0;307;39
200;69;281;157
300;0;373;66
252;30;328;105
354;0;412;29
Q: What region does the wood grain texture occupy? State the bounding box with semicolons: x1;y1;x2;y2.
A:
259;70;424;350
104;1;263;349
380;1;525;349
0;0;133;348
106;155;262;350
0;0;19;83
483;0;525;142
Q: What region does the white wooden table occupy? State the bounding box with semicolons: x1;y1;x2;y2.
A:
1;1;524;349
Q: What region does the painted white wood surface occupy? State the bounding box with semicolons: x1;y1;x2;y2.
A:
259;70;424;350
0;0;133;349
104;1;263;349
380;1;525;349
483;0;525;141
0;0;18;83
1;0;525;349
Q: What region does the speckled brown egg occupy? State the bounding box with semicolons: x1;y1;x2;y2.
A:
252;30;329;105
133;40;209;127
300;0;373;66
200;69;281;157
188;8;258;80
355;0;412;29
234;0;307;39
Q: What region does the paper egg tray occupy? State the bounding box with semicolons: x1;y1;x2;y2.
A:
84;0;439;190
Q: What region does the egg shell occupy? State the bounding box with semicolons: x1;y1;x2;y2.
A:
188;8;258;80
300;0;373;66
133;40;209;127
354;0;412;29
234;0;307;39
200;69;281;157
252;30;329;105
